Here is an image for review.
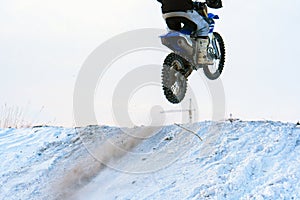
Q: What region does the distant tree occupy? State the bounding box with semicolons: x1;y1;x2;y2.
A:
0;104;44;128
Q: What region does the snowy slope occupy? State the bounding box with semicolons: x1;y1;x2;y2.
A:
1;121;300;200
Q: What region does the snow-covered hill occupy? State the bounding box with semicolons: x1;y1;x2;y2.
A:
1;121;300;200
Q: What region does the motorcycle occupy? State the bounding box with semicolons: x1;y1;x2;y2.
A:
160;10;225;104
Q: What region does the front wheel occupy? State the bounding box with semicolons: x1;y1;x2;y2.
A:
162;53;189;104
203;32;226;80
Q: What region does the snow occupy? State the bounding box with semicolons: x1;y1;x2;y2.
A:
1;121;300;199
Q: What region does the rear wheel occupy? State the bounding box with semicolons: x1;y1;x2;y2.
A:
203;32;225;80
162;53;189;104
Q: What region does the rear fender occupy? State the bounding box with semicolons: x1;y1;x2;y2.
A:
160;32;194;60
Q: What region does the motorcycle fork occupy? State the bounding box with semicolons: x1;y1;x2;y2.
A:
211;35;220;59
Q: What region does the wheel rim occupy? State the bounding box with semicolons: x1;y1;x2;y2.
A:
170;71;184;96
203;32;225;80
207;41;221;74
170;59;184;96
162;53;188;104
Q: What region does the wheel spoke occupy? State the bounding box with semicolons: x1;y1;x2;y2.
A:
162;53;188;104
203;32;225;80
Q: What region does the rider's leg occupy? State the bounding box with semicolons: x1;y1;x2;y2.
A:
162;11;213;65
165;17;182;31
185;11;213;65
165;17;197;35
196;37;213;65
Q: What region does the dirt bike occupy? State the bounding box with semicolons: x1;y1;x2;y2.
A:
160;12;225;104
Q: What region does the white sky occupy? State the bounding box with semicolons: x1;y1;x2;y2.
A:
0;0;300;127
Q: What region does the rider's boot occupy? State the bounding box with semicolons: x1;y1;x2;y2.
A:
197;38;214;65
